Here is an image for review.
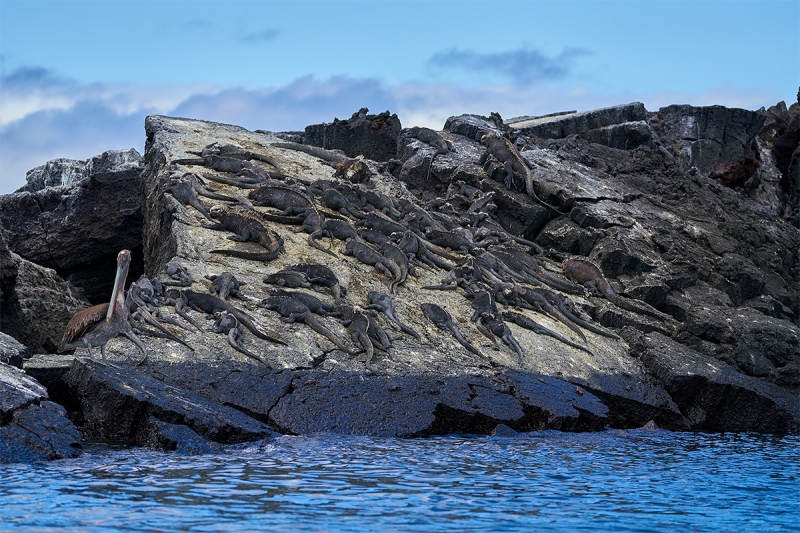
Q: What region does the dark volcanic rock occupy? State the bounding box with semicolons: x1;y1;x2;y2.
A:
443;113;505;141
511;103;648;139
579;121;656;150
0;149;144;303
0;224;18;311
652;104;765;186
630;331;800;432
1;254;89;354
682;305;800;385
0;362;82;463
138;418;225;454
0;332;26;368
63;358;275;445
304;108;401;162
268;371;608;437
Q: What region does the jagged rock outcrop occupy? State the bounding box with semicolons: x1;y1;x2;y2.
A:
0;362;82;463
510;103;650;147
652;104;766;188
0;149;144;303
0;332;26;368
1;252;89;354
63;358;274;448
304;107;402;162
629;331;799;432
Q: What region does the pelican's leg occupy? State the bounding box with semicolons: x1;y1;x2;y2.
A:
99;344;106;360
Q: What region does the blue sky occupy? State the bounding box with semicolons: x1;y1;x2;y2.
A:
1;0;797;194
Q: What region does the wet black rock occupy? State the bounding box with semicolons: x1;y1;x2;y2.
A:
0;362;82;463
63;358;275;445
629;331;800;432
268;371;608;437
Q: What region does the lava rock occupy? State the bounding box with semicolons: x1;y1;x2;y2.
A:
304;107;401;162
0;332;26;368
1;254;89;354
630;330;800;432
63;358;275;445
511;103;648;139
0;149;144;303
0;362;82;463
653;104;765;185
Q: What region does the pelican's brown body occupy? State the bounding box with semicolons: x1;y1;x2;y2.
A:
58;249;147;364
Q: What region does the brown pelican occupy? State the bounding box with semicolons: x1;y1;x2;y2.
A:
58;249;147;364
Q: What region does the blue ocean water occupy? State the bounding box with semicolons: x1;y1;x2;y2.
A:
1;431;797;532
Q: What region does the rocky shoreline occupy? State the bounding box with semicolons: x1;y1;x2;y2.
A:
1;98;798;463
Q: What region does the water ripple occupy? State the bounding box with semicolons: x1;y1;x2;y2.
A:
1;431;798;532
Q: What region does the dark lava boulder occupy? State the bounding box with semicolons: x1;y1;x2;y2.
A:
652;104;765;186
629;330;800;432
0;149;144;303
63;358;276;446
0;252;89;355
511;103;648;140
304;107;401;162
0;362;82;463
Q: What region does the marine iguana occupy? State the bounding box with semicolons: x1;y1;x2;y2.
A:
247;184;315;215
263;270;312;289
321;188;367;219
531;286;619;339
365;290;420;340
380;241;411;289
321;218;358;242
502;311;594;356
173;289;286;345
271;142;372;182
420;303;485;358
479;133;567;215
205;272;247;301
206;205;285;262
163;262;194;287
266;289;337;316
358;228;390;247
357;187;403;220
58;250;148;365
393;231;456;271
496;285;587;342
126;276;195;351
343;239;403;293
491;249;584;295
361;210;409;237
211;311;269;365
562;258;676;322
286;264;345;303
336;306;376;369
164;173;237;221
423;228;475;255
476;312;525;360
367;314;396;361
261;296;351;353
406;126;452;181
172;142;282;174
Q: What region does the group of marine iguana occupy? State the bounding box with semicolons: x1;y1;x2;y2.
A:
60;125;682;369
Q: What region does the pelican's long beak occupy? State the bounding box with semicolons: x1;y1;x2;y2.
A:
106;262;125;322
